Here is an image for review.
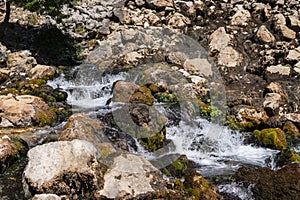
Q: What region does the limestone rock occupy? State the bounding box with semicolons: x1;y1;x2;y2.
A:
29;64;56;80
166;12;191;29
284;113;300;124
274;14;296;40
209;27;232;54
6;50;37;72
145;0;173;8
32;194;61;200
256;25;275;44
265;82;284;94
99;153;163;199
60;113;115;158
23;140;101;198
286;46;300;62
0;95;56;127
266;64;291;76
263;93;283;116
294;61;300;74
217;46;243;68
183;58;212;77
288;15;300;31
235;106;269;130
230;5;251;26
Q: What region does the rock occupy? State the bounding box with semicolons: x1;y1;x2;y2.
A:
0;68;9;84
0;95;57;127
275;149;300;167
0;136;28;173
59;113;115;158
274;13;296;40
209;27;232;55
0;42;7;67
284;113;300;126
23;140;101;198
265;82;284;94
256;25;275;44
234;106;269;130
217;46;243;68
113;81;154;105
135;0;145;6
32;194;61;200
283;121;300;138
285;46;300;63
253;128;287;150
288;15;300;32
294;61;300;74
266;64;291;76
29;65;56;80
263;93;283;116
166;12;191;29
230;5;251;26
235;163;300;200
99;153;164;199
183;58;212;77
6;50;37;72
145;0;173;8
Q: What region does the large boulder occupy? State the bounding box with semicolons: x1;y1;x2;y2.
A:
99;153;164;199
23;140;102;199
235;163;300;200
59;113;116;158
0;95;57;127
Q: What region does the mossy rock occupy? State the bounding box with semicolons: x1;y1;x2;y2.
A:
139;126;166;152
161;155;195;179
154;92;178;103
34;107;57;127
130;85;154;105
253;128;287;150
283;121;300;139
275;149;300;167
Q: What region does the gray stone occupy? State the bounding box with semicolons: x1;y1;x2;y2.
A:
209;27;232;54
32;194;61;200
23;140;100;198
183;58;212;77
257;25;275;44
99;153;163;199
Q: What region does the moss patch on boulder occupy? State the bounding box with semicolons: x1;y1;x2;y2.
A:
253;128;287;150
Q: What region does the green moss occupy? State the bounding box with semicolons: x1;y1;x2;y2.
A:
253;128;287;150
139;126;166;152
154;92;178;103
35;109;57;127
172;159;186;171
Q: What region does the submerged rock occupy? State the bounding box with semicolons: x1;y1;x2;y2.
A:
23;140;101;199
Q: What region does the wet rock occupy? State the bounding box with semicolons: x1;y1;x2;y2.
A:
29;65;56;80
234;106;269;130
166;12;191;29
59;113;115;158
113;81;154;105
256;25;275;44
230;5;251;26
0;95;57;127
283;121;300;139
99;153;164;199
235;163;300;200
253;128;287;150
0;136;28;173
23;140;101;198
275;149;300;167
32;194;61;200
217;46;243;68
285;46;300;63
263;93;283;116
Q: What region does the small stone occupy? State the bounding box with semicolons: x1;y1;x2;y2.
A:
265;82;284;94
166;12;191;29
217;46;243;68
145;0;173;8
230;6;251;26
266;65;291;76
288;15;300;31
183;58;213;77
286;46;300;62
278;25;296;40
256;25;275;44
29;64;56;80
209;27;232;54
263;93;282;116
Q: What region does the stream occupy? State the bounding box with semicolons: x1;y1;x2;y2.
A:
47;63;278;200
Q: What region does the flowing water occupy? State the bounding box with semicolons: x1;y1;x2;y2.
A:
48;65;279;199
